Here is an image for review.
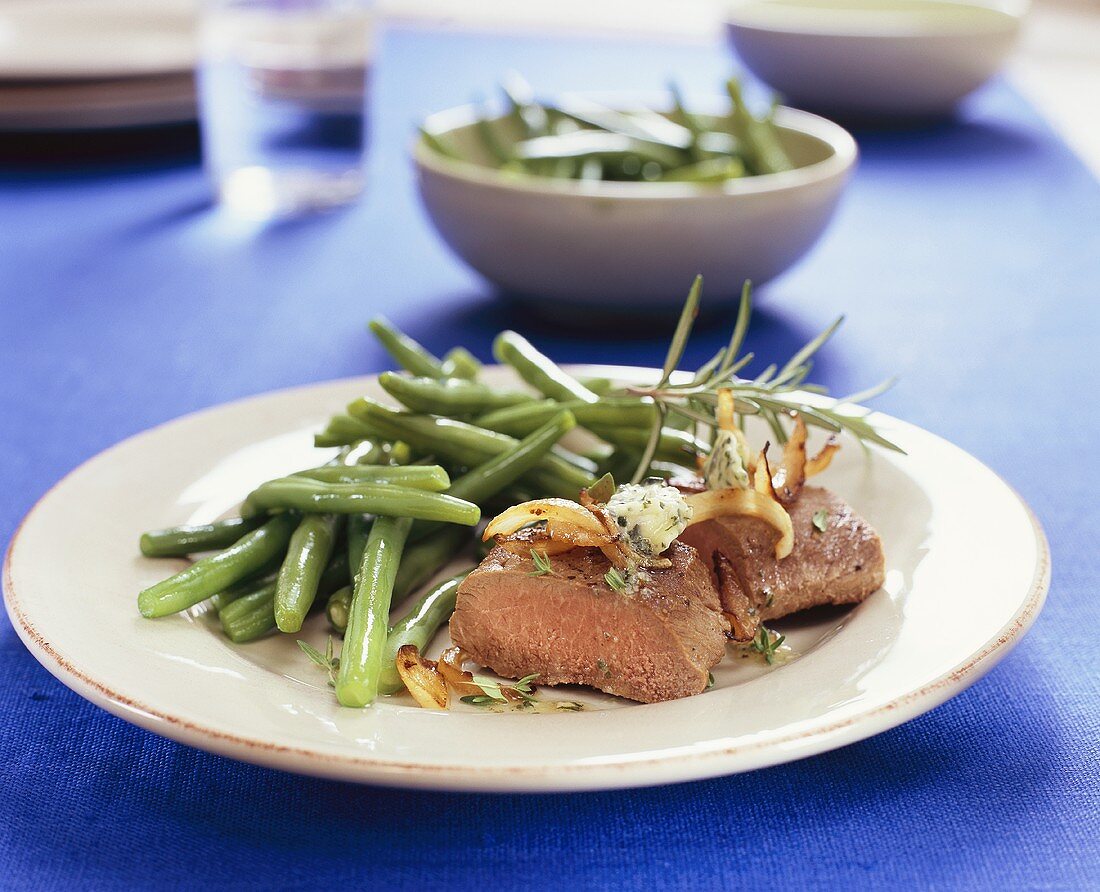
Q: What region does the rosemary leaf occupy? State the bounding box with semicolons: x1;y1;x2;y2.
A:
658;275;703;388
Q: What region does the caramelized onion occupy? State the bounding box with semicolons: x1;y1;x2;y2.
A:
772;415;808;505
753;446;778;501
805;434;840;477
685;487;794;559
496;535;580;558
394;645;448;709
438;646;483;697
483;498;614;544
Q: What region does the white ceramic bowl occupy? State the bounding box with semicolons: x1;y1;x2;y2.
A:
414;103;857;311
725;0;1026;118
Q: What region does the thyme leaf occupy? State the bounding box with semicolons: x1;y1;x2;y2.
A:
297;637;340;688
604;567;629;593
750;626;786;665
527;549;554;577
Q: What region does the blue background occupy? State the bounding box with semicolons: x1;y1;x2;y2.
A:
2;28;1098;890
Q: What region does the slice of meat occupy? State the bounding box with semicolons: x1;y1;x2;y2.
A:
678;485;885;623
450;541;729;703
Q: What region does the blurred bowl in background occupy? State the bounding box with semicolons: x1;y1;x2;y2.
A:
724;0;1026;118
414;102;857;312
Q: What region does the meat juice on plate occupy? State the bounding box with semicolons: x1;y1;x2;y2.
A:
198;0;373;220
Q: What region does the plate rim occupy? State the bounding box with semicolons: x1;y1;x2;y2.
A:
2;370;1052;792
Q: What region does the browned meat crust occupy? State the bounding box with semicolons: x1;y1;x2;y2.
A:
450;541;729;703
678;485;885;622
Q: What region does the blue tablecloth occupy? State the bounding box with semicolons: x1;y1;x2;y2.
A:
2;27;1098;891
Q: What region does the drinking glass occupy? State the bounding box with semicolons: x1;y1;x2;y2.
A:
198;0;373;220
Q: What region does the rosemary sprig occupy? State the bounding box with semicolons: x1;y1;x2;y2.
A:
626;278;901;480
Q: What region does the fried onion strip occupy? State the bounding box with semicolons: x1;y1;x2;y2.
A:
395;646;448;709
805;434;840;477
438;646;483;697
684;488;794;559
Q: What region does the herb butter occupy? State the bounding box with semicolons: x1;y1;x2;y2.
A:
606;481;693;557
703;429;750;490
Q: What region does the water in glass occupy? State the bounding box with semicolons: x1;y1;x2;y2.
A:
199;0;372;219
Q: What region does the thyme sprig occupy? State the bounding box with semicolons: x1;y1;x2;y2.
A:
604;567;629;592
297;637;340;687
461;673;582;711
750;626;786;665
626;277;901;482
528;549;555;577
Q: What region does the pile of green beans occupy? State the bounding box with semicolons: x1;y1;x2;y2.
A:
137;320;597;707
419;75;794;184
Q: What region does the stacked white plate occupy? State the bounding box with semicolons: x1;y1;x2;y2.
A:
0;0;198;130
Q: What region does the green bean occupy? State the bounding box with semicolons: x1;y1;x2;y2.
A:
317;550;351;594
493;331;598;404
725;78;792;175
219;582;278;643
668;82;705;163
476;397;655;438
514;131;683;170
210;572;274;613
393;524;472;605
326;585;352;632
336;516;413;707
243;464;448;517
410;410;576;542
579;376;615;396
275;514;340;633
502;70;549;137
294;464;452;488
315;413;375;448
475;114;513;165
347;440;387;465
348;514;371;581
441;347;482;380
418;127;463;161
551;96;692;152
221;549;349;618
473;396;693;461
658;157;745;183
138;513;298;618
347;398;593;498
356;440;413;466
244;478;479;525
368;317;445;378
220;551;349;642
602;426;708;461
378;371;530;415
139;516;262;558
329;520;467;634
379;570;471;695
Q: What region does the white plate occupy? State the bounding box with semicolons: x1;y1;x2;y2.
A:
3;366;1049;792
0;1;196;81
0;74;195;131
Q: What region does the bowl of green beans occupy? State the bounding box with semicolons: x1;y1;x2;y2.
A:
414;76;857;312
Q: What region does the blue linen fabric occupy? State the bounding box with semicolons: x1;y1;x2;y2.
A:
1;27;1098;891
